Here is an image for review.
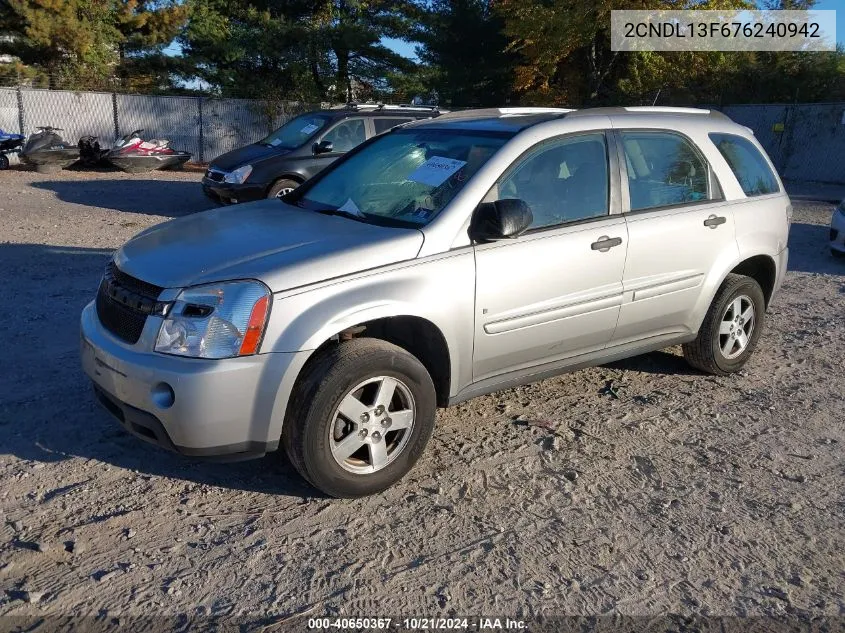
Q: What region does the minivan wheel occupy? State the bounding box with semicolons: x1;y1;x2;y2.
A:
282;338;436;498
267;178;299;199
683;273;765;376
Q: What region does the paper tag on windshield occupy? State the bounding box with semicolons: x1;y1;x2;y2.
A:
338;198;363;216
407;156;466;187
300;123;320;134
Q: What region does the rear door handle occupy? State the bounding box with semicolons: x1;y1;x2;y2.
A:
704;215;727;228
591;236;623;252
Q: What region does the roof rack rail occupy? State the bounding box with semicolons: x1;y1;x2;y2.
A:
621;106;731;120
340;102;442;113
435;106;574;121
498;107;575;115
623;106;709;114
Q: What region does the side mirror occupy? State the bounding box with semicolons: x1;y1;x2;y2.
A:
468;199;533;242
313;139;333;155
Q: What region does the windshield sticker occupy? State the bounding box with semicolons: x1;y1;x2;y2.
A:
412;207;434;220
407;156;467;187
300;123;320;135
338;198;364;216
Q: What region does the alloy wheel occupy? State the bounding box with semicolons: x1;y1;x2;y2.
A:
328;376;416;474
718;294;755;359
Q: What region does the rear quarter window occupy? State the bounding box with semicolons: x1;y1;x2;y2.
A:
709;133;779;197
373;118;413;134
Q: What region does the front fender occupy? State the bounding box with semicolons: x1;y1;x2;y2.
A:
261;250;476;397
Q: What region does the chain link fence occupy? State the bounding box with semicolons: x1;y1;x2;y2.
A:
0;86;318;165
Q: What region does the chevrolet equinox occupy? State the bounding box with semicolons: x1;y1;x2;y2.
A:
81;106;791;497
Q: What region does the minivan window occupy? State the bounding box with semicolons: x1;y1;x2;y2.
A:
493;133;609;229
321;119;366;152
260;114;329;149
621;131;710;211
295;129;509;227
710;133;779;196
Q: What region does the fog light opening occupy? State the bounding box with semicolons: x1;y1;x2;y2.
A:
151;382;175;409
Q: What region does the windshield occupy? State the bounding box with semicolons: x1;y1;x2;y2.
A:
294;129;509;227
260;113;329;149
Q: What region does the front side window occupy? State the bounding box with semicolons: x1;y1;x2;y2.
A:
621;131;710;211
260;113;329;149
294;129;509;228
321;119;366;152
710;133;779;196
489;132;609;229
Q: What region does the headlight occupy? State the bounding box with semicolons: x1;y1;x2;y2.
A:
224;164;253;184
155;280;271;359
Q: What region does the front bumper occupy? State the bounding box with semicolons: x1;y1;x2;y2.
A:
80;301;310;460
830;209;845;254
201;177;266;205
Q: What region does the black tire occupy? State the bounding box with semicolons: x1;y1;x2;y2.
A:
683;273;766;376
267;178;300;199
282;338;437;498
0;154;9;170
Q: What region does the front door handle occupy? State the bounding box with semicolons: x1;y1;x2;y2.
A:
704;215;727;228
591;236;623;252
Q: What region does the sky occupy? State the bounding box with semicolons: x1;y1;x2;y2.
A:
813;1;843;46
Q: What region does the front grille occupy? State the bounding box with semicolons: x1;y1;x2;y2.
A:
96;262;164;344
206;169;224;182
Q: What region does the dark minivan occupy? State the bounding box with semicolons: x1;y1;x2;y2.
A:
202;104;442;204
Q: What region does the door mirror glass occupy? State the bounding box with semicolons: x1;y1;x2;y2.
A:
469;199;533;242
313;139;334;155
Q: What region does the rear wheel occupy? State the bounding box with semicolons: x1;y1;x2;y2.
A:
282;339;436;498
0;154;9;170
683;274;765;375
267;178;300;199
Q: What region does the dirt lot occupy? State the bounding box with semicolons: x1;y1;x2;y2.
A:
0;168;843;629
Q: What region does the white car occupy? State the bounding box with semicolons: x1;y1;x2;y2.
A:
831;199;845;257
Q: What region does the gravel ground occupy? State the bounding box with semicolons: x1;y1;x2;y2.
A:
0;168;843;630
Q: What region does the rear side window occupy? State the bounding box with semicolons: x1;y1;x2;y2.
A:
709;133;779;196
373;118;413;134
620;131;711;211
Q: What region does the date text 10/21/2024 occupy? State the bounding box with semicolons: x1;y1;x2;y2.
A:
307;618;528;630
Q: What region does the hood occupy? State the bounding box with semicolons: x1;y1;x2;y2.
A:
114;201;424;291
210;143;291;171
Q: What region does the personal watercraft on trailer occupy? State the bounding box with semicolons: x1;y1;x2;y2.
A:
107;129;191;173
0;129;24;169
20;127;79;173
78;135;110;167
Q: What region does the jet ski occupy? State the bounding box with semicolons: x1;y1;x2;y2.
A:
0;129;24;169
78;135;110;167
20;127;79;173
108;129;191;173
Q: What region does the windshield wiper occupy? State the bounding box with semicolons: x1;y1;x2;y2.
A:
312;207;371;223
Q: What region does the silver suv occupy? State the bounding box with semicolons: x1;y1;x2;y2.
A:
81;106;791;497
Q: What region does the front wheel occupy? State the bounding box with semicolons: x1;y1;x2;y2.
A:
282;339;437;498
683;273;765;376
0;154;9;170
267;178;300;199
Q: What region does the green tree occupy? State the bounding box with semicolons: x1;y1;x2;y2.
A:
0;0;187;90
411;0;515;107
